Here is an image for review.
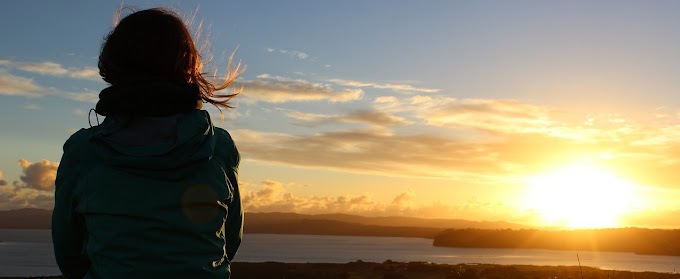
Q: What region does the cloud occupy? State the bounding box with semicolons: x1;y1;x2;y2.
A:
237;74;363;103
68;68;100;81
72;109;86;116
0;185;54;209
242;180;417;215
12;61;68;76
0;59;101;81
0;161;58;210
233;100;680;191
0;69;98;102
285;109;412;127
241;180;526;221
423;99;555;134
61;90;99;103
18;159;59;191
373;95;569;136
0;70;45;97
374;95;454;113
23;104;41;110
266;48;310;60
330;78;440;93
233;128;517;181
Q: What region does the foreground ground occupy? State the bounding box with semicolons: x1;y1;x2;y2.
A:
4;261;678;279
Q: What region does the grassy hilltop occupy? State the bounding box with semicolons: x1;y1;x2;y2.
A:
3;261;677;279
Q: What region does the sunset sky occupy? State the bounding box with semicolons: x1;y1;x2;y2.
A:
2;1;680;228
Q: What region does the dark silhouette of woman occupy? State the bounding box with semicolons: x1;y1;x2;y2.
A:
52;8;243;279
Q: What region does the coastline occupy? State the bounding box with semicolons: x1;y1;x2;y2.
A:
2;261;678;279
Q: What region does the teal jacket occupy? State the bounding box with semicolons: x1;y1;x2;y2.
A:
52;110;242;279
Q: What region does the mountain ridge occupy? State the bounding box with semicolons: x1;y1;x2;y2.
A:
0;208;530;235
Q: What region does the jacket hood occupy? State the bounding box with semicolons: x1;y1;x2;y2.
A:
91;110;216;180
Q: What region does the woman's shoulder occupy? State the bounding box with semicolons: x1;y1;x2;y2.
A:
213;127;240;166
62;127;98;160
214;127;235;143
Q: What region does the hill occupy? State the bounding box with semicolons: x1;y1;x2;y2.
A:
244;217;443;238
0;209;530;239
433;228;680;256
249;212;530;230
248;213;530;229
0;208;52;229
2;261;677;279
244;212;530;238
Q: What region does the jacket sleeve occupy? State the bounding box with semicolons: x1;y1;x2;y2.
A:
225;140;243;261
52;134;90;279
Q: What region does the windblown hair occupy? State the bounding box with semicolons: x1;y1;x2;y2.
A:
98;8;242;113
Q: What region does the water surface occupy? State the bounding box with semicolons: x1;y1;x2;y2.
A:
1;229;678;277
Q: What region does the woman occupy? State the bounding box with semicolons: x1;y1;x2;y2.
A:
52;8;243;279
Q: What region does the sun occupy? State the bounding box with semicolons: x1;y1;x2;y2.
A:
522;163;637;228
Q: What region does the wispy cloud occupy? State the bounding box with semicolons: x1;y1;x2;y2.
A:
0;70;98;102
266;47;311;60
233;128;514;180
0;59;101;82
0;70;44;97
233;96;680;192
423;99;555;134
285;109;412;127
0;59;100;102
61;90;99;103
23;104;41;110
330;78;440;93
373;95;560;135
237;74;363;103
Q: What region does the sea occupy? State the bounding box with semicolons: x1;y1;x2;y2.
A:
1;229;679;277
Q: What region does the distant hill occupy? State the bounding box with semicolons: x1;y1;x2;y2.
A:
0;209;529;239
245;212;530;230
0;208;52;229
433;228;680;256
244;217;443;238
240;212;530;238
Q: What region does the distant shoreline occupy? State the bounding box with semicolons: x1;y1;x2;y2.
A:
1;261;678;279
3;209;680;257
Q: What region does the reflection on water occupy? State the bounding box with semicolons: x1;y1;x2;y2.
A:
1;230;679;277
237;234;680;274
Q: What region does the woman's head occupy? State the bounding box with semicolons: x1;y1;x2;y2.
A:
99;8;242;112
99;8;197;84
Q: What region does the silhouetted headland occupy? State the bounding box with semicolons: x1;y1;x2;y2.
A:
2;261;678;279
4;209;680;256
434;228;680;256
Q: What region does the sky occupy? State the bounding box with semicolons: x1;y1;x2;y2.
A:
2;1;680;228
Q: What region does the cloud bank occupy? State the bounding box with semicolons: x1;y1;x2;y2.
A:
0;59;100;82
285;109;411;127
0;160;59;209
241;180;530;222
237;74;363;103
330;78;440;93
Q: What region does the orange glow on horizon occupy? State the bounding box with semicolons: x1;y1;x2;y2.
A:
522;162;641;228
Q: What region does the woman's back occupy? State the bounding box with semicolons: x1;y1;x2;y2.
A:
52;7;243;279
54;110;242;279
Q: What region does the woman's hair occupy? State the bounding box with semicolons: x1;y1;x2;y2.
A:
98;8;242;112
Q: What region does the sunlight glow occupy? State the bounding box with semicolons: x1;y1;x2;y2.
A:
523;163;638;228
